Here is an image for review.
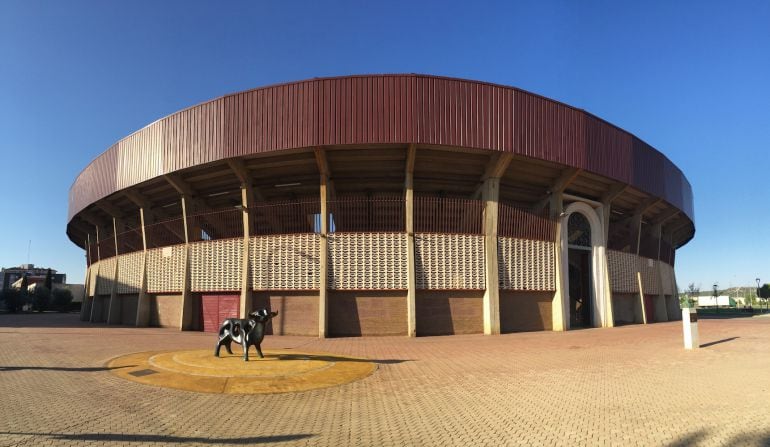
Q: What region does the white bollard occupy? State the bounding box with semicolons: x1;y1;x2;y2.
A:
682;308;699;350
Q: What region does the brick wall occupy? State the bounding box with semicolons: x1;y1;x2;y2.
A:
149;294;182;328
500;291;554;333
328;291;407;337
252;291;319;336
416;290;484;336
119;294;138;325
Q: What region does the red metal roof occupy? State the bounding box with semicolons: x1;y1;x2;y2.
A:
68;74;694;224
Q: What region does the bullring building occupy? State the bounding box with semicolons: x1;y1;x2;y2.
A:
67;75;694;337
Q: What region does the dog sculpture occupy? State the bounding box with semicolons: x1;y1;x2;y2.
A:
214;309;278;361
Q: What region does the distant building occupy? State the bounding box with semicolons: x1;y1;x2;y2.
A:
697;295;735;307
1;264;66;290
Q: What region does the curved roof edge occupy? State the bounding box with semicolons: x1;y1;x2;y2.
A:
68;74;694;226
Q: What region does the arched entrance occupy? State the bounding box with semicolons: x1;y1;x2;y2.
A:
567;212;592;328
560;202;609;329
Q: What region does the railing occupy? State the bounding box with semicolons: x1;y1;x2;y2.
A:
328;195;404;233
144;217;186;249
116;225;143;254
414;196;483;234
86;196;569;260
97;229;116;260
187;207;243;242
249;198;321;235
498;203;555;241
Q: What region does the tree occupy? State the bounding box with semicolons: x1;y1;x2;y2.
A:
32;285;51;312
759;284;770;309
44;268;53;291
18;274;29;310
52;288;74;312
0;288;22;313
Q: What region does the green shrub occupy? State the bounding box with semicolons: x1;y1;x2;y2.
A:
32;286;51;312
1;288;22;312
52;288;74;312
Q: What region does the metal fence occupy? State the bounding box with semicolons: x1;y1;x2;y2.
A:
248;198;321;235
97;229;116;260
414;196;483;234
328;195;404;233
116;225;143;254
144;217;186;249
498;203;555;241
187;207;243;242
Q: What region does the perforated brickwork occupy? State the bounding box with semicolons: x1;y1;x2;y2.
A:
146;245;186;293
328;233;408;290
638;257;661;295
497;237;556;291
115;251;143;294
95;257;116;295
415;234;485;290
88;262;99;297
190;239;243;292
251;234;320;290
607;250;637;293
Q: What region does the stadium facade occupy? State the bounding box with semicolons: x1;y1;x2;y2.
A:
67;74;694;337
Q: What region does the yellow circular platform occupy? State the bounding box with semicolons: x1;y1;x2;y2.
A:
107;349;377;394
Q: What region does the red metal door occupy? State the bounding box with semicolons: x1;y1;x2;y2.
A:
201;294;241;333
644;295;656;323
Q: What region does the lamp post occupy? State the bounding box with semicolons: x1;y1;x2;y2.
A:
713;283;718;313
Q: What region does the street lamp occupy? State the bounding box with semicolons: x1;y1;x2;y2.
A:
713;283;719;312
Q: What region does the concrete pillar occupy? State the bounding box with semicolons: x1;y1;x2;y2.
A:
405;144;417;337
106;217;121;325
550;193;566;331
599;204;614;328
239;186;253;318
80;235;92;321
482;178;501;335
318;175;329;338
652;223;668;322
135;208;150;327
179;196;193;331
89;225;101;323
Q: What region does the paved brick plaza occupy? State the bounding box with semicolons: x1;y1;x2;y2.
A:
1;313;769;446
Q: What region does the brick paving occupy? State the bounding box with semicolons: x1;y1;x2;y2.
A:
1;313;770;446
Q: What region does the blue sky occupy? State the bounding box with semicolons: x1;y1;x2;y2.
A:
1;1;769;289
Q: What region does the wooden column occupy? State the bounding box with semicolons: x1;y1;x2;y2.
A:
318;175;329;338
239;186;252;318
652;223;668;322
405;144;417;337
106;217;121;324
482;178;501;335
550;193;566;331
135;207;151;327
179;195;193;330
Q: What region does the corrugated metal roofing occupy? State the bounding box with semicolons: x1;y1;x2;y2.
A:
68;74;694;223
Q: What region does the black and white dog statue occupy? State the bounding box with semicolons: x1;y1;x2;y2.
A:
214;309;278;361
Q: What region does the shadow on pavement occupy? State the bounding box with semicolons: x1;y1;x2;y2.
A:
667;428;770;446
273;353;411;364
700;336;739;348
0;432;315;444
0;365;132;372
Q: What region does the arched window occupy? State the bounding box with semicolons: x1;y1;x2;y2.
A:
568;212;591;249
